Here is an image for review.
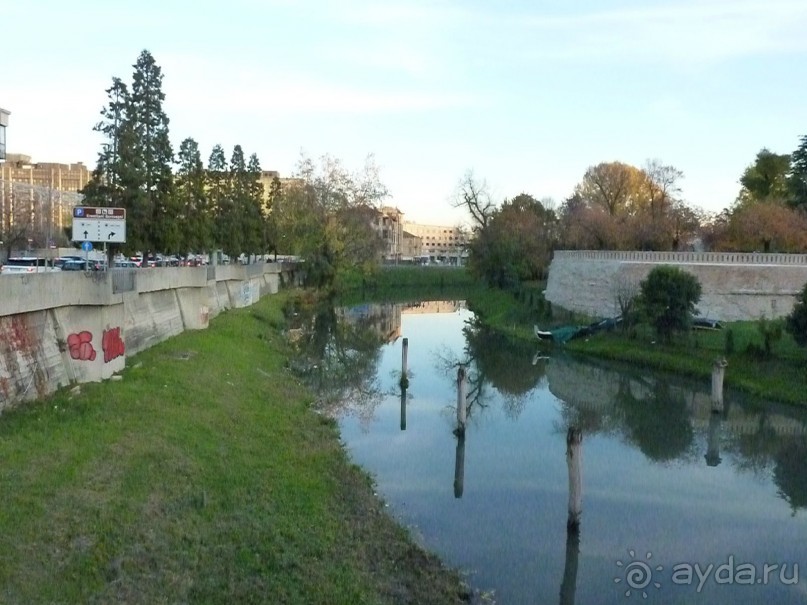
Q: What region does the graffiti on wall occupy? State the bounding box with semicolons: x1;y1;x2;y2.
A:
66;327;125;363
102;327;125;363
67;331;96;361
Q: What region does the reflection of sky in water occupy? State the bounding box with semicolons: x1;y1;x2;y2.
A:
336;308;807;605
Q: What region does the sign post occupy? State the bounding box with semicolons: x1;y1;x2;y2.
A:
71;207;127;244
81;240;93;273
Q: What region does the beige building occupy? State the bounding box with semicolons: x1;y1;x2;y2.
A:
401;230;422;260
373;206;405;261
0;108;9;160
1;154;89;249
402;221;469;265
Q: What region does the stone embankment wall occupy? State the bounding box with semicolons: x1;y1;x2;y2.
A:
545;250;807;321
0;263;300;412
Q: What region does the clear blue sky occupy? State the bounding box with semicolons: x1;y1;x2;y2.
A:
3;0;807;225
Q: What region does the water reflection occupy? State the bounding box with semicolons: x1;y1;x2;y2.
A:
287;300;807;603
548;354;807;509
285;300;388;427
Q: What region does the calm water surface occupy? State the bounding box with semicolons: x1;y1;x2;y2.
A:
288;300;807;604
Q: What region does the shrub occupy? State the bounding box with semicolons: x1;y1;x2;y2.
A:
637;266;702;343
785;282;807;347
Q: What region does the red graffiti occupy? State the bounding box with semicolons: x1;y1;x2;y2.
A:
67;331;96;361
102;327;125;363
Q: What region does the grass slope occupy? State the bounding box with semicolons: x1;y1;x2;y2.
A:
0;293;470;605
464;285;807;407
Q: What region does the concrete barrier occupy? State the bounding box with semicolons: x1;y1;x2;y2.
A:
0;262;300;411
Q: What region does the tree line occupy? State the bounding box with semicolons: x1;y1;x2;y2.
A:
81;50;276;260
81;50;389;287
456;140;807;289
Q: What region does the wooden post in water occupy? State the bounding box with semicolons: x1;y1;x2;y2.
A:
566;427;582;533
559;526;580;605
705;411;723;467
711;357;728;413
400;387;407;431
401;337;409;378
456;366;467;434
453;434;465;498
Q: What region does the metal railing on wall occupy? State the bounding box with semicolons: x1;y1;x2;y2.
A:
111;268;136;294
554;250;807;265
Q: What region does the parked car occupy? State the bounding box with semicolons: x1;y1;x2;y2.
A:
61;259;105;271
1;257;62;274
113;260;139;269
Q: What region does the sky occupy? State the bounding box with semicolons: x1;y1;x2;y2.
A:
3;0;807;226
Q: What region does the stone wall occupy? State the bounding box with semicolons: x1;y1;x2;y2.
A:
0;262;300;412
545;250;807;321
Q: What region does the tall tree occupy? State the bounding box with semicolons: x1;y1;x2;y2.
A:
208;144;229;254
243;153;266;257
128;49;176;254
788;135;807;209
575;162;644;217
175;137;212;254
738;148;790;205
451;171;496;232
81;77;135;211
274;153;386;290
219;145;247;259
467;193;557;287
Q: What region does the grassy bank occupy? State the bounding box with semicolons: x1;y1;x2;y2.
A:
336;266;484;308
0;293;470;604
566;322;807;406
464;284;807;407
338;266;477;292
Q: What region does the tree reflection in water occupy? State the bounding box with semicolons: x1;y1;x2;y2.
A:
434;319;549;424
549;354;807;512
284;299;389;430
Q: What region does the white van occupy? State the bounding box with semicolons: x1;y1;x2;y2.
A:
0;257;62;274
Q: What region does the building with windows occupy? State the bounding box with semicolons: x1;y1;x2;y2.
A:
374;206;404;261
1;154;89;251
402;221;468;265
0;108;9;160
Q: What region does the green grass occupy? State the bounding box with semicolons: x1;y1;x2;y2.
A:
465;284;807;407
337;266;477;292
0;293;470;604
567;322;807;406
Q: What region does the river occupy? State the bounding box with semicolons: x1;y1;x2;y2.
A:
285;299;807;604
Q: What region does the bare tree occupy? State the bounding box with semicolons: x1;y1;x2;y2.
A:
612;274;639;326
452;170;496;231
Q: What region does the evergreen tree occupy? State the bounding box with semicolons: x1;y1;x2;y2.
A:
81;77;136;210
221;145;247;259
244;153;266;257
128;49;176;254
265;175;282;258
175;137;212;254
788;135;807;209
208;145;229;254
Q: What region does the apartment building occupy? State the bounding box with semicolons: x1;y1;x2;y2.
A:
402;221;468;265
1;154;89;248
0;108;9;160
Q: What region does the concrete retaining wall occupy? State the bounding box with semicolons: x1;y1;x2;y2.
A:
545;250;807;321
0;262;300;412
